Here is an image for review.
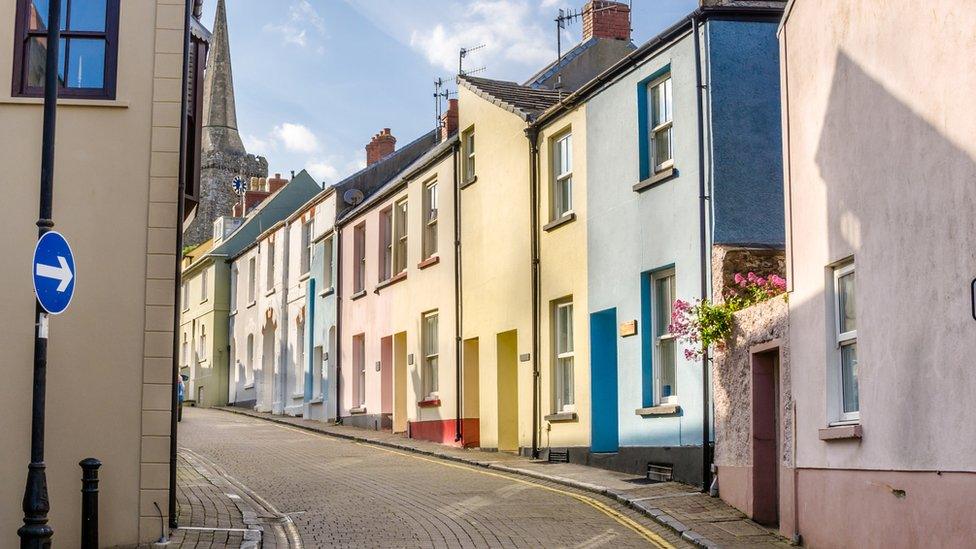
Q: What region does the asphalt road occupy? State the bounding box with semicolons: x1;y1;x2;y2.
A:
178;407;690;548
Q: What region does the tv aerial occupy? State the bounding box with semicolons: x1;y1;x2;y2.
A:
458;44;486;77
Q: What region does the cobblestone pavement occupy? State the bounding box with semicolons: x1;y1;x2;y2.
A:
179;407;692;548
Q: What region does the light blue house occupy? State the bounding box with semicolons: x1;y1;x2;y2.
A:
584;3;785;486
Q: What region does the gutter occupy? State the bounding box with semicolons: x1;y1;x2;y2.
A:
526;126;541;460
452;139;463;443
169;0;193;529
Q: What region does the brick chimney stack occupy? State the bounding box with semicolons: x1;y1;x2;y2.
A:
366;128;396;166
582;1;631;42
440;99;458;141
267;172;288;194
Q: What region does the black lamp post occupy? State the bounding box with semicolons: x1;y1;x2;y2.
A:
18;0;62;546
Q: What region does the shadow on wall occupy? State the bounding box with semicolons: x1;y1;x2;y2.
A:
813;50;976;465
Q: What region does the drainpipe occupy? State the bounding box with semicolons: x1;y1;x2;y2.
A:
168;0;193;529
305;277;315;408
453;140;463;443
526;125;541;460
335;226;342;422
279;233;289;415
692;14;713;491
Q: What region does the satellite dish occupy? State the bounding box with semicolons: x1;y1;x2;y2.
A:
343;188;365;206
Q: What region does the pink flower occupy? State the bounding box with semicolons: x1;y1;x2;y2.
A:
733;273;746;286
756;277;766;286
747;272;758;283
769;274;786;290
684;349;698;361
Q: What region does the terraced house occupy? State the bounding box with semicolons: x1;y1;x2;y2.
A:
458;0;636;458
337;106;472;443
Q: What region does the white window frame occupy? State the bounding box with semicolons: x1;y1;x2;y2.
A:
322;235;334;291
463;129;475;182
201;268;208;302
230;264;238;312
300;220;312;276
553;299;575;412
266;240;276;290
247;257;256;304
422;311;439;398
653;270;678;405
354;334;366;406
648;74;673;173
551;132;573;219
181;281;189;311
354;223;366;293
245;334;255;385
379;209;393;281
394;198;408;275
198;324;207;363
423;180;438;259
831;261;859;423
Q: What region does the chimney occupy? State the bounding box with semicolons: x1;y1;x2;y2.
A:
267;172;288;194
582;1;631;42
366;128;396;166
440;99;458;141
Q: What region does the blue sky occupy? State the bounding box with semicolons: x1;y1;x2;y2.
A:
202;0;697;185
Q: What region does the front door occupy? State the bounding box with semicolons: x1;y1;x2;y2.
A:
752;348;780;526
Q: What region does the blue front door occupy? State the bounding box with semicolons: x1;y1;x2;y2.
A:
590;308;619;453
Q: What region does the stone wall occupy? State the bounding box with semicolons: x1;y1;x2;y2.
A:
711;245;784;303
184;150;267;246
712;294;791;467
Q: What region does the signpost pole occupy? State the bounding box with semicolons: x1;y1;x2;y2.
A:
18;0;62;546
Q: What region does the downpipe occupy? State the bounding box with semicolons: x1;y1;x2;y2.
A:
526;126;541;460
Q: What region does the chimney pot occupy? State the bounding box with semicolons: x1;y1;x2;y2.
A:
366;128;397;166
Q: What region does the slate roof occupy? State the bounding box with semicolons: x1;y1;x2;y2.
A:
458;76;564;121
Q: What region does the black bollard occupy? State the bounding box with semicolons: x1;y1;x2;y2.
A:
79;458;101;549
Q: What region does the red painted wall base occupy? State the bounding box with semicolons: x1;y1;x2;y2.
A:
409;418;480;447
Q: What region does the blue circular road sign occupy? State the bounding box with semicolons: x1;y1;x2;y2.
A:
32;231;76;315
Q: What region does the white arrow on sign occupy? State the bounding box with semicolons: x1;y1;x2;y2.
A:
36;255;73;292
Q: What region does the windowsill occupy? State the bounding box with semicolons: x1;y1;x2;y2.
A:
543;211;576;232
633;166;678;193
308;396;323;404
244;382;254;389
418;398;441;408
229;309;237;317
350;406;367;415
299;272;310;282
460;175;477;189
291;392;304;399
265;288;275;297
819;424;862;441
318;287;335;297
0;96;129;108
246;300;256;309
544;411;578;423
376;271;407;292
418;255;440;270
636;404;681;416
200;298;208;304
351;290;367;300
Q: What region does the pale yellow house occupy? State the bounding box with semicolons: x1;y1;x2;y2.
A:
0;0;208;543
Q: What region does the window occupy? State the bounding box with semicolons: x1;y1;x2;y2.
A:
394;199;408;274
653;271;677;404
198;325;207;363
181;334;188;367
553;300;575;411
648;75;673;172
354;223;366;293
295;318;305;395
463;128;476;182
245;334;254;384
181;281;189;311
312;346;324;399
833;261;859;421
300;220;312;275
230;264;238;311
423;181;438;259
422;311;439;398
200;268;208;302
266;240;276;290
12;0;121;99
551;132;573;219
379;208;393;281
354;334;366;407
247;256;256;303
322;235;334;290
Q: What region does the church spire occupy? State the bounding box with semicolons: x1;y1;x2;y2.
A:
201;0;246;155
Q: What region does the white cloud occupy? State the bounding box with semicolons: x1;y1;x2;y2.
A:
273;123;319;153
408;0;555;75
307;159;339;183
242;133;275;154
262;0;325;52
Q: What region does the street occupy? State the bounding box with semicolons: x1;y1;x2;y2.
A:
177;407;690;548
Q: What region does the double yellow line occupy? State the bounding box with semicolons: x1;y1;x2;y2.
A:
275;421;675;548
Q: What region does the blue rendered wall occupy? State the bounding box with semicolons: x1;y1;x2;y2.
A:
706;19;785;247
